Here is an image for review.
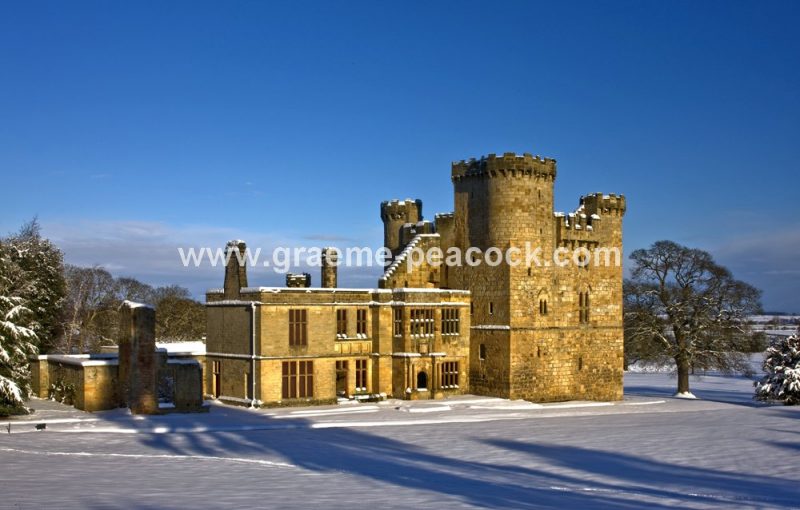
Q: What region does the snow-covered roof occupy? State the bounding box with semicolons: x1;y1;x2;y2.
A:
121;300;154;310
156;341;206;355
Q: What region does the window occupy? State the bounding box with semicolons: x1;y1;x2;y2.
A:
282;361;313;399
355;359;367;391
441;308;460;335
289;309;308;346
470;302;474;316
539;299;548;315
393;308;403;336
336;309;348;336
441;362;459;388
410;309;434;337
479;344;486;361
579;292;590;324
489;302;494;316
578;357;584;371
356;309;367;336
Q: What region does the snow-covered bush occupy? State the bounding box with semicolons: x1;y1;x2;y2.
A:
754;334;800;405
48;379;76;405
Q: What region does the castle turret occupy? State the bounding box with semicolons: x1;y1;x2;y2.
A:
452;152;556;252
223;240;248;300
380;198;423;261
321;247;338;288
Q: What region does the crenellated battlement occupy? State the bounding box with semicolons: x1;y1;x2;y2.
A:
451;152;557;182
554;210;602;244
580;192;626;217
380;198;423;221
555;192;625;246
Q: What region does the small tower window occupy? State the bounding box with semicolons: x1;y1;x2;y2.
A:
539;299;548;315
489;302;494;316
479;344;486;361
579;291;590;324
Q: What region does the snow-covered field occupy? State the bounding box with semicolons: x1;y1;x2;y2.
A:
2;372;800;509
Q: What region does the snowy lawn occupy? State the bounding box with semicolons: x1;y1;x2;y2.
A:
2;371;799;509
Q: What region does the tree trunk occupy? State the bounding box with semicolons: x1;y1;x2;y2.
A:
676;356;691;394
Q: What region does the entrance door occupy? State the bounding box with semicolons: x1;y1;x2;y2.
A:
212;360;221;398
417;371;428;390
335;360;349;398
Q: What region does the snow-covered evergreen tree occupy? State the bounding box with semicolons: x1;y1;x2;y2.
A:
0;247;38;415
755;334;800;405
4;219;66;353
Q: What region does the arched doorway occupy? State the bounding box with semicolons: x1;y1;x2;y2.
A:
417;371;428;390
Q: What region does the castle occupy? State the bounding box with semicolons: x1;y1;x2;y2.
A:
205;152;626;405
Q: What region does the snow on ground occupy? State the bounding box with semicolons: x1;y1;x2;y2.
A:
2;371;800;509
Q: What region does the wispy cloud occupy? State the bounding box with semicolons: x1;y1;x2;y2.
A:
41;220;383;299
302;234;355;242
712;226;800;312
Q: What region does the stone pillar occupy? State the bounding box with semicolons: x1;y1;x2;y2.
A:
321;247;338;288
223;240;248;299
118;301;158;414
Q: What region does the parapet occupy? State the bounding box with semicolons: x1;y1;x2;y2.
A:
580;193;626;217
451;152;557;182
434;212;455;233
380;198;423;222
400;220;436;247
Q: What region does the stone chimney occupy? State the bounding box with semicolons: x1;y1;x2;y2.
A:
286;273;311;288
321;247;338;288
223;240;248;299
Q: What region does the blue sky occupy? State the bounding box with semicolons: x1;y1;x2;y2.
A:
1;1;798;311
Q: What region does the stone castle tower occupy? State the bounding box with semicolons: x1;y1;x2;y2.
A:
380;152;626;402
380;199;423;262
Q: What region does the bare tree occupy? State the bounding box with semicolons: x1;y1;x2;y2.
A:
114;277;155;304
155;295;205;341
625;240;762;396
61;265;117;353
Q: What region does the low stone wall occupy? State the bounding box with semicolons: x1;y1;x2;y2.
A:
31;355;120;412
29;353;206;413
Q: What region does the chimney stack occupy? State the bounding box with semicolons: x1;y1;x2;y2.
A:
321;247;338;288
223;240;248;299
286;273;312;288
